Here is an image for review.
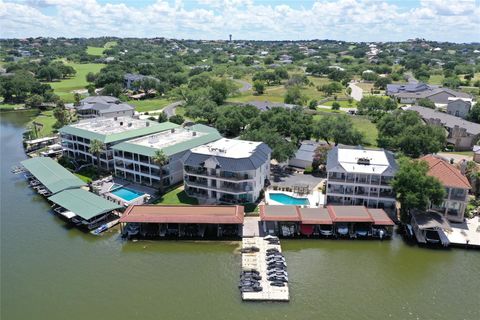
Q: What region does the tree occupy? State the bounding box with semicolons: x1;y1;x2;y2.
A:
392;157;446;222
89;139;105;175
185;98;218;124
264;56;274;65
312;114;364;146
86;84;96;96
308;99;318;110
253;80;265;95
53;100;69;128
103;83;122;97
312;144;332;171
25;94;44;108
241;128;296;162
357;96;397;119
86;72;96;83
152;150;168;194
157;112;168;123
215;105;259;137
376;110;446;157
467;102;480;123
417;98;435;109
284;86;307;105
331;102;340;110
374;77;392;90
168;114;184;125
37;66;61;81
73;93;81;107
319;82;343;96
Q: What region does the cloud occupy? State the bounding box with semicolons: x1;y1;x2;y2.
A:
0;0;478;42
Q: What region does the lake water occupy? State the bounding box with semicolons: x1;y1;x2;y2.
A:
1;111;479;320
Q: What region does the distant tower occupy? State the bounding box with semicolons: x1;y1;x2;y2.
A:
229;34;232;42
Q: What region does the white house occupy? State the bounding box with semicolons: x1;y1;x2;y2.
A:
326;146;398;214
182;138;271;204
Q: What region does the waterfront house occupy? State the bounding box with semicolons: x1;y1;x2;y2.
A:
409;106;480;151
182;138;271;204
60;117;178;170
111;124;221;188
119;205;244;239
420;155;471;223
446;97;473;119
76;96;135;119
259;205;394;238
325;145;397;215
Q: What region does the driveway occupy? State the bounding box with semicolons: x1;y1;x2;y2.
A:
437;152;473;164
163;101;184;117
234;79;252;93
348;82;363;101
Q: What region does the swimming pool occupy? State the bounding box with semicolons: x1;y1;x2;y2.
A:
110;187;145;202
268;193;309;205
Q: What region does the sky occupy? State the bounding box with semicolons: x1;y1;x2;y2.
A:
0;0;479;42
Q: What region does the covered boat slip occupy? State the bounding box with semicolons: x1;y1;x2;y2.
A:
48;189;122;230
21;157;86;195
120;205;245;239
260;205;394;239
410;210;451;247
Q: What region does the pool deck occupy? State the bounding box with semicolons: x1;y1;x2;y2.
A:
241;237;290;302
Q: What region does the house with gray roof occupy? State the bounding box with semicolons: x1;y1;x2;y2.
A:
288;140;327;169
387;82;470;104
409;105;480;150
111;124;221;188
182;138;271;204
76;96;135;119
123;73;159;90
446;97;473;119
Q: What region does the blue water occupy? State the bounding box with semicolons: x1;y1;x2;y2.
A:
111;187;144;201
269;193;309;205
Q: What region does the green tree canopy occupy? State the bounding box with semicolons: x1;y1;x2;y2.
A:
312;114;364;146
392;157;446;222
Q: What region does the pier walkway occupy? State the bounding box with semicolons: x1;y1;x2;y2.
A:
241;237;289;302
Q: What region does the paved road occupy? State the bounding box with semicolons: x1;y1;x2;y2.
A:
317;105;357;113
163;101;184;117
234;79;252;93
348;82;363;101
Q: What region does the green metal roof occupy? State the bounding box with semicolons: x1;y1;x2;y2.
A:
48;189;122;220
111;124;222;157
21;157;86;194
59;121;179;144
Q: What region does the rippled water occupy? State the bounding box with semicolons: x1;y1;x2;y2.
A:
1;112;479;320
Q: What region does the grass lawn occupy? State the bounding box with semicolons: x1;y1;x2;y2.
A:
154;186;199;205
86;41;117;56
129;98;171;113
443;151;474;157
47;62;105;102
0;103;24;111
355;82;374;92
28;110;57;137
428;74;444;85
322;100;356;108
313;113;378;146
74;173;92;183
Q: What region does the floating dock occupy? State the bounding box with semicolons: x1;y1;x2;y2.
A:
241;237;290;301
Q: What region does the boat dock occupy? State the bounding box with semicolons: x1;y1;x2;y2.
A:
241;237;290;302
446;216;480;249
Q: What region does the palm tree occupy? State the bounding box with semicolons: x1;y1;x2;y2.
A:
89;139;105;175
152;150;168;194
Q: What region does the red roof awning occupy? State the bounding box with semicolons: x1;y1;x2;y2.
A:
120;205;244;224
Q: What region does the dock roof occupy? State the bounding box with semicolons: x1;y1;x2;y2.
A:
21;157;86;194
367;209;395;226
259;205;301;221
119;205;244;224
327;205;374;223
48;189;122;220
298;207;333;224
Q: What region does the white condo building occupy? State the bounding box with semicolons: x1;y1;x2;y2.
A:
326;146;397;213
182;138;272;204
111;125;221;188
60;117;178;170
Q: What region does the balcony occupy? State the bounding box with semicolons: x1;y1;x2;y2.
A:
379;190;395;198
381;177;393;186
328;175;346;182
185;167;252;181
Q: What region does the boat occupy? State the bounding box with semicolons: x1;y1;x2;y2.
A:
159;224;167;237
337;223;349;236
270;281;285;287
425;230;441;244
319;225;334;236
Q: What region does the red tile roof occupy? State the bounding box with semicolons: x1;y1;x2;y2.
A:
420;155;471;189
119;205;244;224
